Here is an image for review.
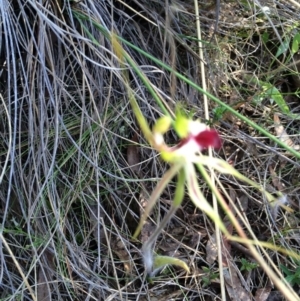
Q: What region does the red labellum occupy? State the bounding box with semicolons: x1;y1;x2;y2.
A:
194;129;221;149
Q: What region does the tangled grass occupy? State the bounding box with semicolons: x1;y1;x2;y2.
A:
1;0;300;300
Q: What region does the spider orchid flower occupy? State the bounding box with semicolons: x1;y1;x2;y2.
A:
138;113;277;277
152;115;225;234
153;116;221;163
136;115;224;277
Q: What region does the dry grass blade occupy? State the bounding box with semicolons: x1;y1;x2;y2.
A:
0;233;37;301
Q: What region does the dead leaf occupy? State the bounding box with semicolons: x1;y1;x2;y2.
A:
269;165;284;191
140;219;156;245
265;290;282;301
37;267;51;301
206;195;234;266
138;194;156;244
237;194;248;213
206;187;248;295
206;231;233;266
221;194;234;267
37;251;54;301
88;204;106;245
127;132;140;174
111;236;133;276
206;233;218;264
274;114;300;150
254;286;272;301
221;222;233;267
224;261;252;301
267;166;292;219
159;239;183;259
186;232;202;249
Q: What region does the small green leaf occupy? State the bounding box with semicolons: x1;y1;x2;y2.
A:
253;81;289;114
202;277;210;287
213;106;227;121
281;264;293;276
263;84;289;114
292;32;300;54
153;255;190;273
275;37;290;58
240;258;259;271
202;266;210;273
261;31;269;44
286;274;299;285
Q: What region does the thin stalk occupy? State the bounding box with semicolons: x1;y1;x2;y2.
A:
193;0;225;299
